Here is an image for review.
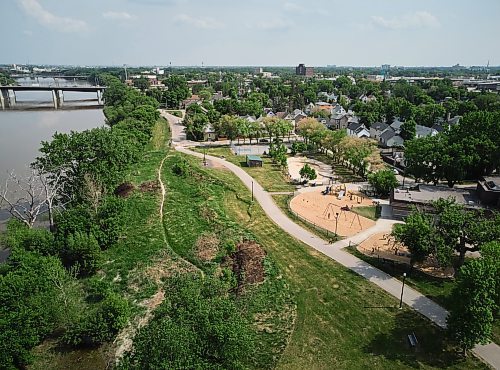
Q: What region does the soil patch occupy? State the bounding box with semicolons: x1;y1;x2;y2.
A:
114;182;135;198
231;241;266;294
139;180;160;193
195;233;220;262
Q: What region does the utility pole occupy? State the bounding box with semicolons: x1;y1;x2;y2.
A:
399;273;407;309
123;64;128;81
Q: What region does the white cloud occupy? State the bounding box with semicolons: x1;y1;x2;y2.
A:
17;0;88;33
103;11;135;21
371;11;440;30
252;18;293;31
174;14;223;29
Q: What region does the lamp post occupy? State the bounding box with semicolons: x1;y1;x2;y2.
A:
334;212;339;236
203;147;207;166
251;181;254;202
399;272;407;309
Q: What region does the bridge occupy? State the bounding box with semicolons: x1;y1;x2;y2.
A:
0;85;106;110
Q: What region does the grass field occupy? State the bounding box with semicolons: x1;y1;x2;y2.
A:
181;153;486;370
351;205;380;221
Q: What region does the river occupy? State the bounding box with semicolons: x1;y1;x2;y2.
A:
0;77;105;223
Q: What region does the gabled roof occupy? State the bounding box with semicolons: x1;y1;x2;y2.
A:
380;127;396;141
347;121;364;132
276;112;287;119
448;115;461;125
390;118;403;130
387;135;404;147
371;122;389;131
348;115;360;124
204;124;215;133
416;125;436;138
431;123;445;132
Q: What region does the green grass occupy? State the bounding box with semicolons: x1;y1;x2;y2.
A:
189;156;486;370
272;194;340;242
194;145;296;192
351;205;381;221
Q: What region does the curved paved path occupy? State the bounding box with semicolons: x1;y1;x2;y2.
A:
164;111;500;369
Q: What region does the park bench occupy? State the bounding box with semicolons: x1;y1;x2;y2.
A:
407;332;418;348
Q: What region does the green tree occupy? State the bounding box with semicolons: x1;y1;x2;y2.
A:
400;119;416;140
447;254;499;356
367;169;399;196
64;232;102;276
133;77;150;91
299;163;317;182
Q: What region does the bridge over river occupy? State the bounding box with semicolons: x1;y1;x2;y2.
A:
0;85;106;110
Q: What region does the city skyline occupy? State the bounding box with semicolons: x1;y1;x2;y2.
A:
2;0;500;67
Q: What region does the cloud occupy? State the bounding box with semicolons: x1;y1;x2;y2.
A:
250;18;293;31
371;11;440;30
17;0;88;33
102;11;135;21
174;14;223;29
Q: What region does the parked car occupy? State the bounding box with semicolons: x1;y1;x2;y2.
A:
259;138;269;143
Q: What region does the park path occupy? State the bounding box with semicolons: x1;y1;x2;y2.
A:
163;111;500;369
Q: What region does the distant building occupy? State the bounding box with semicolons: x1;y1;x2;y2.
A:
296;64;314;77
246;155;263;167
254;67;263;75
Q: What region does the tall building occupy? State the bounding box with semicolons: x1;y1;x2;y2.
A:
296;64;314;77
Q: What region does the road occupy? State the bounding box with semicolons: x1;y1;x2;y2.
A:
161;111;500;369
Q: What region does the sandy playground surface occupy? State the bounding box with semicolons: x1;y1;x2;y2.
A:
357;232;454;278
287;156;333;184
289;186;375;237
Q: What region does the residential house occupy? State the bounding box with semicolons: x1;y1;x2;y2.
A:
359;94;377;103
330;112;349;130
390;118;404;132
181;95;202;108
318;91;337;102
331;104;346;116
347;122;370;138
203;124;217;141
379;127;404;147
314;102;334;111
370;122;389;140
415;125;438;139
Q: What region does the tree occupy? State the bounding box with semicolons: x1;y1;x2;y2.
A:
217;115;238;143
296;117;325;145
133;77;150;91
299;164;317;182
63;232;102;277
400;119;416;141
368;169;399;196
447;254;499;356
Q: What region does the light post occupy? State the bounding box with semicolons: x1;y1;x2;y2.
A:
203;147;207;166
334;212;339;236
399;272;407;309
251;181;254;202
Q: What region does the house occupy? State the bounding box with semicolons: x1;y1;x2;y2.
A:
359;94;377;103
211;91;224;102
314;102;334;111
379;127;404;147
181;95;202;108
203;124;217;141
415;125;438;139
390;118;404;132
347;122;370;138
370;122;389;140
246;155;263;167
330;112;349;130
318;91;337;102
331;104;346;116
476;176;500;208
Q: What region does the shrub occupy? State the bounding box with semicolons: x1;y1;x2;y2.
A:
172;157;189;177
63;232;102;277
3;219;56;256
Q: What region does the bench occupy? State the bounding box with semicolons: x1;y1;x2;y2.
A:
407;332;418;348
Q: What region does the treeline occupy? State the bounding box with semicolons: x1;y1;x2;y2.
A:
0;75;160;368
405;111;500;186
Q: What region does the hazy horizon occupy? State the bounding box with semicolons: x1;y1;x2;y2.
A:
2;0;500;67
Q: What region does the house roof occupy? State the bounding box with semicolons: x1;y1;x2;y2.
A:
347;122;364;132
371;122;389;131
387;135;404;147
416;125;436;137
390;118;403;130
448;115;461;125
380;127;396;141
348;115;360;124
276;112;287;119
204;124;215;133
431;123;445;132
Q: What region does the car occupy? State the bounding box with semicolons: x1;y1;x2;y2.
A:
393;169;399;175
259;138;269;143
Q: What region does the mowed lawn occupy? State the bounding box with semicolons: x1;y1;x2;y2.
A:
186;156;487;370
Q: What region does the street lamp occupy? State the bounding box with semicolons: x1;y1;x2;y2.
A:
399;272;407;309
203;148;207;166
334;212;339;236
251;181;254;202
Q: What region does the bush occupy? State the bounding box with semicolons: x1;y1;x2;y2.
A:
3;219;56;256
172;157;189;177
63;292;129;347
299;163;317;181
63;232;102;276
291;142;307;155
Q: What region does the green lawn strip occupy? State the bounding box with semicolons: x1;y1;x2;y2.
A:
193;157;486;369
159;153;295;369
272;194;340;242
351;205;380;221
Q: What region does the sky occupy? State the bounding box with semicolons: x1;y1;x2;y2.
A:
2;0;500;67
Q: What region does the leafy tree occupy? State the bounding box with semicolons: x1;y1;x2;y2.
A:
133;77;150;91
299;164;317;182
291;142;307;155
400;119;416;140
3;219;56;256
184;112;209;141
368;169;399;196
63;232;102;276
296;117;325;145
447;253;499;356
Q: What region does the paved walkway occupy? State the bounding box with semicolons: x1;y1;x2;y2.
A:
163;112;500;369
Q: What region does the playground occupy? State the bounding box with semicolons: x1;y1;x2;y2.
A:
289;185;375;237
357;232;455;278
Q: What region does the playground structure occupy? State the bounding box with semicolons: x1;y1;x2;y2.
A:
357;232;454;278
289;186;375;237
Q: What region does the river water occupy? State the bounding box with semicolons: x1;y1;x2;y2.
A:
0;77;105;222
